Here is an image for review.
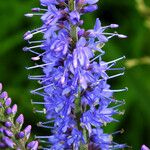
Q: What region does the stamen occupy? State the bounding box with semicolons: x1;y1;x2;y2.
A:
110;24;119;28
25;13;44;18
117;34;127;38
32;28;47;35
28;75;45;80
25;62;52;70
39;120;54;125
90;54;101;62
111;102;125;109
39;140;51;144
39;78;51;84
108;67;125;71
32;8;48;12
31;91;47;97
31;100;50;105
23;44;44;51
31;56;40;61
103;56;126;65
107;62;116;69
103;87;128;92
31;52;46;61
30;84;53;93
28;40;45;44
108;72;124;79
112;129;124;135
24;28;47;40
35;135;52;139
101;95;125;104
37;123;53;129
33;108;46;114
23;48;40;55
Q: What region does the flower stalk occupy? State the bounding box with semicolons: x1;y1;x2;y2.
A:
24;0;127;149
0;83;38;150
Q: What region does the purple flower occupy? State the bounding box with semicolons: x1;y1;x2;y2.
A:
24;0;127;149
70;11;80;25
27;141;39;150
0;83;38;150
16;114;24;125
141;145;150;150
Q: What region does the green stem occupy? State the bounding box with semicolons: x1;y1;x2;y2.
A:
68;1;88;149
68;0;78;47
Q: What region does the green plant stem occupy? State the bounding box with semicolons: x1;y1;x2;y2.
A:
68;1;88;149
68;0;78;47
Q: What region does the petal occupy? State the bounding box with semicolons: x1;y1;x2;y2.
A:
94;18;101;31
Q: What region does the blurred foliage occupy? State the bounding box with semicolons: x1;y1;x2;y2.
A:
0;0;150;149
136;0;150;29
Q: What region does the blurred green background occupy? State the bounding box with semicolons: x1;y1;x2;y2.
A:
0;0;150;149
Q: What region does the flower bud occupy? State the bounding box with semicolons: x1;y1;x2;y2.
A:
12;104;17;115
4;129;13;137
5;121;13;128
0;91;8;99
16;114;24;125
5;107;12;115
24;125;32;140
5;98;12;107
27;141;38;150
17;131;25;139
2;137;14;148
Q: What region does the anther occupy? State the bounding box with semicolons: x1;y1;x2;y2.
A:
33;108;46;114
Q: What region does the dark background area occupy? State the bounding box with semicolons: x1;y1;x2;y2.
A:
0;0;150;149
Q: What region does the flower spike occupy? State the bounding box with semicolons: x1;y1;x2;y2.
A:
24;0;127;149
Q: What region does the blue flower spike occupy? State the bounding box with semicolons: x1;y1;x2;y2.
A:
24;0;127;149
